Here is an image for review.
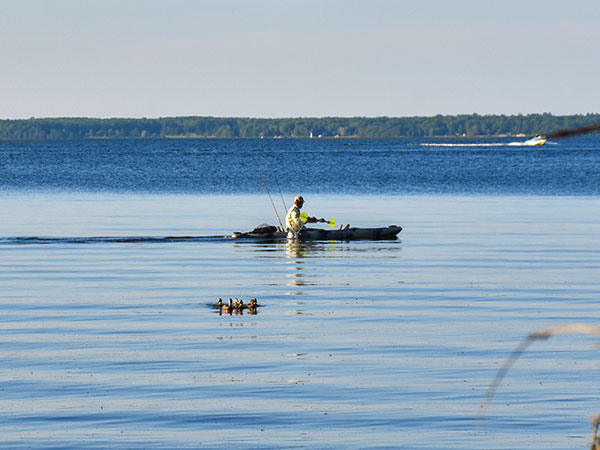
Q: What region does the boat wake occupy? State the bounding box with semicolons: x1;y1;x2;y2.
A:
420;141;555;148
420;143;513;147
0;235;232;245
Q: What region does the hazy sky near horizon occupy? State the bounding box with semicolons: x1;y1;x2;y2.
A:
1;0;599;119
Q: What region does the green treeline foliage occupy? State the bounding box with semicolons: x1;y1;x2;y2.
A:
1;114;599;140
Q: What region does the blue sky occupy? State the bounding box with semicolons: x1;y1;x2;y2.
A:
1;0;599;118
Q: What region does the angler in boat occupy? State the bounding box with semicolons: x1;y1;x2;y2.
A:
232;194;401;241
285;195;318;238
232;186;401;240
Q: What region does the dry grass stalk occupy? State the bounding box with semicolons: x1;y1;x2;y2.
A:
479;323;600;419
591;413;600;450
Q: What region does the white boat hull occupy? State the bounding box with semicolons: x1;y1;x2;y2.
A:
523;136;547;146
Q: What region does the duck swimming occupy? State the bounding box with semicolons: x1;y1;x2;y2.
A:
248;298;260;308
220;298;234;313
210;297;261;315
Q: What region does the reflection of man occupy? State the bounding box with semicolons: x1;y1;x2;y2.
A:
285;239;307;289
285;195;316;238
285;239;305;259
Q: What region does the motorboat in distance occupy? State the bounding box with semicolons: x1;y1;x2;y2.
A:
523;135;547;146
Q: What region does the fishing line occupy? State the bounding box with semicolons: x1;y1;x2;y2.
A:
251;155;284;229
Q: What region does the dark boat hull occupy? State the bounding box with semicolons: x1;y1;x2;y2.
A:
232;225;402;241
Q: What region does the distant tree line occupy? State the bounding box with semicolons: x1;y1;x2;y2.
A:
1;114;599;140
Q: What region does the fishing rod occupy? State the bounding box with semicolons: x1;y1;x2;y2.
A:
270;166;287;214
251;155;284;229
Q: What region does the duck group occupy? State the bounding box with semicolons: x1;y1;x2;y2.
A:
213;298;260;315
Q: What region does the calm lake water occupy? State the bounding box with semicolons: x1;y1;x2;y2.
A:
1;138;600;449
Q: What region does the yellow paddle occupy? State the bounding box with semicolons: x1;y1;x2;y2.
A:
301;212;336;228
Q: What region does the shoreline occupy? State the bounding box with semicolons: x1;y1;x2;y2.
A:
2;113;599;140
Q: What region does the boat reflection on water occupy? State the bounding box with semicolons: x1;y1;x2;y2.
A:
285;238;314;259
285;239;311;290
285;239;340;293
234;238;402;294
284;238;403;290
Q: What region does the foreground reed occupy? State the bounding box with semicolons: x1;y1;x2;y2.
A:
479;323;600;448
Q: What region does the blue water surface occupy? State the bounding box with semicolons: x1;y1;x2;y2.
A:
1;137;600;450
1;136;599;194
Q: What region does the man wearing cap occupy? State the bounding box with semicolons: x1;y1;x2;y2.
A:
285;195;316;238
